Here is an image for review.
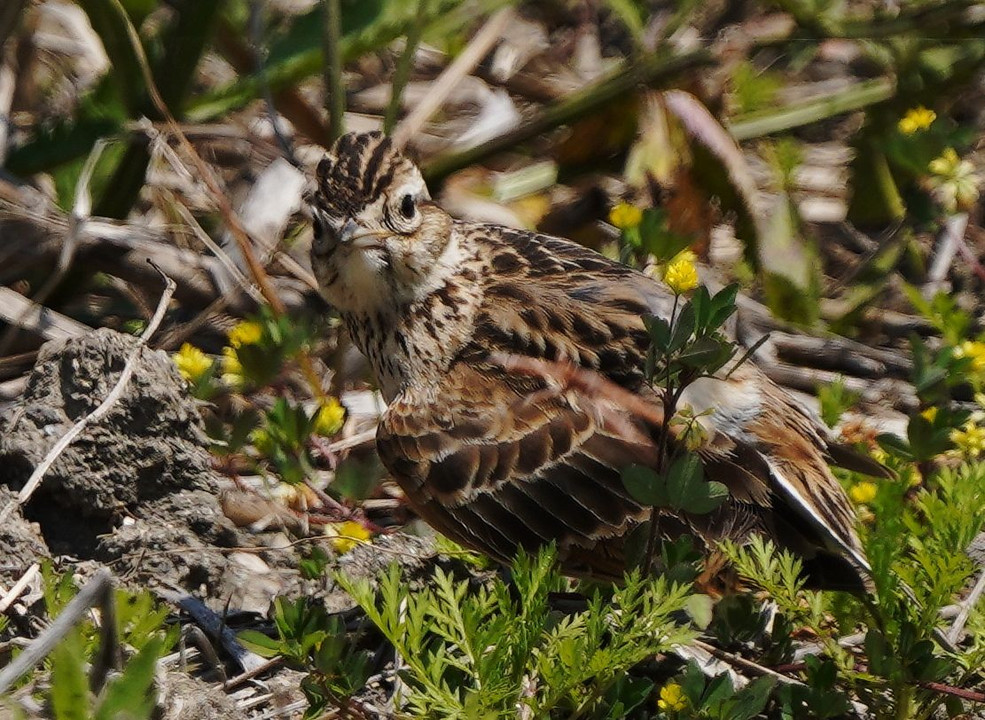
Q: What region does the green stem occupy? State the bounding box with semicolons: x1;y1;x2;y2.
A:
728;78;894;142
422;48;713;185
323;0;345;143
643;293;681;571
383;0;426;135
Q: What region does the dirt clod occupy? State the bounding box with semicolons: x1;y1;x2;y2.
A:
0;329;242;592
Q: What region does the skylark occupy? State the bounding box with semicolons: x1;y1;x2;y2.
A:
310;131;885;591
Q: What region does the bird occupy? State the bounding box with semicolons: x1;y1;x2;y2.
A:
308;130;887;593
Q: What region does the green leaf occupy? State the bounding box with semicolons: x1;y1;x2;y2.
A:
864;628;895;677
760;193;820;325
604;676;654;717
708;283;740;331
94;638;163;720
676;335;731;369
667;302;696;354
690;285;713;331
50;629;90;720
665;455;728;514
728;675;776;720
600;0;644;40
876;432;914;462
621;465;668;507
238;629;283;658
643;315;671;352
684;593;714;630
680;662;707;705
702;672;735;707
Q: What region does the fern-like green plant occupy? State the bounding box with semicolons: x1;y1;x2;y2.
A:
338;546;696;718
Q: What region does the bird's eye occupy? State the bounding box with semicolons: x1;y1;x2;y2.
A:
400;194;416;219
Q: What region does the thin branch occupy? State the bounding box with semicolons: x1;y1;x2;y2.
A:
692;639;804;686
917;680;985;704
0;263;175;526
948;569;985;645
222;656;284;691
0;562;39;614
0;569;113;694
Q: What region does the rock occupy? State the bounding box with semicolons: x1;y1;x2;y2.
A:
0;329;241;592
0;487;48;588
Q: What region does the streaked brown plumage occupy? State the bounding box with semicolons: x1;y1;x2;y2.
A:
310;131;883;591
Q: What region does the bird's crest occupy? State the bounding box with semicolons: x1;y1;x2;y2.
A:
314;131;425;219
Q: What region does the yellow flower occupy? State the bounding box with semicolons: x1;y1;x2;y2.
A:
920;407;938;423
929;147;961;176
928;148;981;213
953;340;985;375
228;320;263;348
173;343;213;382
951;421;985;458
250;427;275;457
849;481;878;505
898;106;936;135
313;398;346;437
663;251;699;294
609;202;643;230
325;520;372;554
221;346;245;387
657;683;687;712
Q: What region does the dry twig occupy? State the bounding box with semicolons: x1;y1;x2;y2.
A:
393;7;513;147
948;569;985;645
0;569;115;694
0;562;39;614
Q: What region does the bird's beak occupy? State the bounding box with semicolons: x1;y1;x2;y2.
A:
339;219;384;249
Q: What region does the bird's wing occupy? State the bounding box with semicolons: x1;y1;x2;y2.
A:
378;361;655;575
378;359;867;587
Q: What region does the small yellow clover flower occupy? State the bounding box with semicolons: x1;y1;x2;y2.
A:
609;202;643;230
849;481;878;505
221;346;245;388
173;343;213;382
657;683;688;712
928;147;981;213
951;421;985;458
898;106;936;135
314;397;346;436
325;520;372;554
228;320;263;348
663;250;699;294
953;340;985;375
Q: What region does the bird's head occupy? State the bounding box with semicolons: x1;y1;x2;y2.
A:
310;131;455;312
